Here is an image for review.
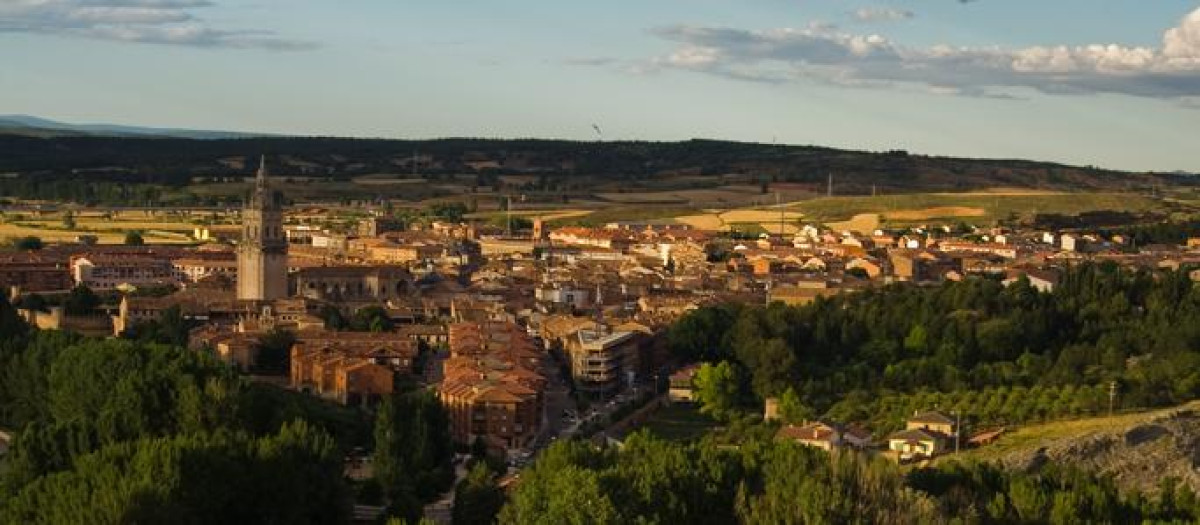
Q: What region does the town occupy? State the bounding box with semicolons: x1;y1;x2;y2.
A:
0;153;1197;521
4;2;1200;520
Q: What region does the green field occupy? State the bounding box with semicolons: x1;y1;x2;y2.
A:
786;192;1185;224
634;403;720;442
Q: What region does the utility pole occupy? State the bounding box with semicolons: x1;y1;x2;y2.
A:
1109;380;1118;417
954;410;961;454
505;195;512;237
827;173;833;197
776;191;784;237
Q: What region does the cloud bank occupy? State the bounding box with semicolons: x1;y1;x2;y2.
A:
643;7;1200;103
0;0;316;50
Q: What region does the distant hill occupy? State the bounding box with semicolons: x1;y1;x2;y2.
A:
0;131;1192;196
0;115;272;140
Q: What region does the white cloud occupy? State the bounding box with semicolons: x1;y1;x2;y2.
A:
0;0;315;50
643;7;1200;103
852;7;914;23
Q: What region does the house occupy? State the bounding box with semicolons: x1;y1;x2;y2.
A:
1060;234;1080;252
907;410;959;437
887;410;959;460
668;364;700;403
777;420;873;452
887;428;944;461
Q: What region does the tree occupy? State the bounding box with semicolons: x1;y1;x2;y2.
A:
904;324;929;354
777;387;815;424
693;361;743;421
254;328;296;374
0;421;350;525
124;230;145;246
61;212;76;230
351;306;394;333
14;293;47;313
319;304;348;331
453;463;504;525
62;284;101;316
12;236;43;251
374;392;454;520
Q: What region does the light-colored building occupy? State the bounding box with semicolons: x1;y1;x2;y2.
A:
887;410;958;461
566;327;638;397
72;255;175;290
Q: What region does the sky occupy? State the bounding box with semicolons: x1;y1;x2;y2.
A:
2;0;1199;172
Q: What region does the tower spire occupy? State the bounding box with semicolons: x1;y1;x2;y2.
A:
256;155;268;188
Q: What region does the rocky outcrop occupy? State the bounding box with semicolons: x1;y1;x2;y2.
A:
997;406;1200;494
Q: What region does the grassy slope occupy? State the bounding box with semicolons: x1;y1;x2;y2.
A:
947;400;1200;465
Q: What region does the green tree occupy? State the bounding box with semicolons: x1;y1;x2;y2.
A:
777;387;815;424
693;361;743;421
62;284;101;316
12;236;43;251
0;421;350;525
904;324;929;354
453;463;505;525
351;305;394;332
124;230;145;246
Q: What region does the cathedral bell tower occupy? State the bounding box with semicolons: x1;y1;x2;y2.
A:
237;156;288;301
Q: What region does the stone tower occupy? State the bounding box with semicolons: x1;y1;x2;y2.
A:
237;157;288;301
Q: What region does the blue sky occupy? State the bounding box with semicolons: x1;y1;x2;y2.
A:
2;0;1199;172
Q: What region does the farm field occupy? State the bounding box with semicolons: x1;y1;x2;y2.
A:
464;209;593;222
0;209;239;245
786;192;1180;225
596;185;816;207
676;207;805;234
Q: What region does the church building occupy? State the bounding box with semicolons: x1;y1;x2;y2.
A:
237;157;289;301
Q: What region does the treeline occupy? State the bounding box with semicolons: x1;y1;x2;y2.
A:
0;134;1172;194
1107;218;1200;247
0;179;168;207
670;263;1200;427
500;432;1200;524
0;294;452;523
